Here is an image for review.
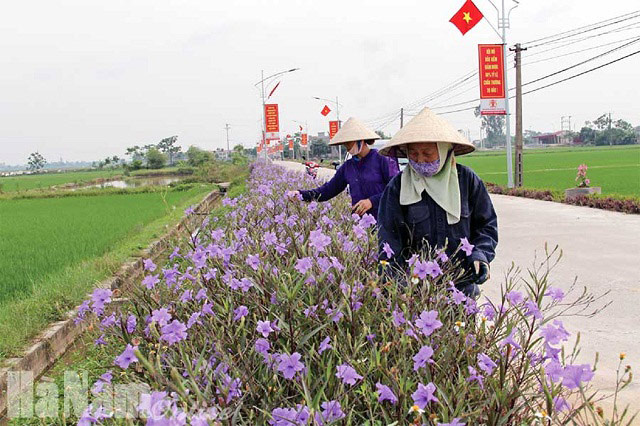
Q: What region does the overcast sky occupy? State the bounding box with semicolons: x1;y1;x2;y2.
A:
1;0;639;165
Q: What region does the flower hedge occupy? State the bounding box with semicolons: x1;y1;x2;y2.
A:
76;161;632;425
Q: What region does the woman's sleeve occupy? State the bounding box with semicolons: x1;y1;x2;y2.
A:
299;164;348;202
468;173;498;264
369;157;400;213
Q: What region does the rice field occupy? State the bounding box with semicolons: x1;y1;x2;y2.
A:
457;145;640;197
0;186;209;303
0;169;122;192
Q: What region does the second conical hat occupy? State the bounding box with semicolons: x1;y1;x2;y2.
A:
329;117;380;146
379;108;475;157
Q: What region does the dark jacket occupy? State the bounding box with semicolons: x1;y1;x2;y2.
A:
300;149;399;220
378;164;498;274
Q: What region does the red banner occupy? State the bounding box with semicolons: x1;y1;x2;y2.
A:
264;104;279;138
301;133;308;146
478;44;505;99
329;121;340;140
287;135;293;149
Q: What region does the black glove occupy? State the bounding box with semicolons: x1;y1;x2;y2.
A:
474;261;490;285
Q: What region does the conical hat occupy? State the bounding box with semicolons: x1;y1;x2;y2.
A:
329;117;379;146
379;108;475;157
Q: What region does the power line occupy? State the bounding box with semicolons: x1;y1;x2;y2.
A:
522;10;640;48
522;49;640;95
523;37;640;86
522;35;640;65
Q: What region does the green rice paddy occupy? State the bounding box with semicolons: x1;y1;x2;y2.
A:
457;145;640;197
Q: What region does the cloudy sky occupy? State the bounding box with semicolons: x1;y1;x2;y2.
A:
1;0;639;165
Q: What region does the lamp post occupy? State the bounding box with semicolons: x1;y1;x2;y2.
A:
292;119;310;160
312;96;343;163
255;68;300;161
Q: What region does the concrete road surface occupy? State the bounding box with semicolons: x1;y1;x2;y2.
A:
275;160;640;415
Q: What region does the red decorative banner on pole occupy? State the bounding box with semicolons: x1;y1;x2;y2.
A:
321;105;331;116
301;133;308;146
264;104;280;139
478;44;506;115
329;121;340;140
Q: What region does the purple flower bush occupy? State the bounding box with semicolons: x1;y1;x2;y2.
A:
76;161;632;424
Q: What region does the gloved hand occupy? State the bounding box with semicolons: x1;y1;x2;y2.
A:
473;261;490;285
457;282;481;299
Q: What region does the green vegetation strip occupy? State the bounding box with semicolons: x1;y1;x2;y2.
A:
5;175;250;426
457;145;640;196
0;170;122;193
0;184;214;361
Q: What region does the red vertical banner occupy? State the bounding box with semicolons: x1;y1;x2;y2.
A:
287;135;293;149
329;121;340;140
264;104;280;138
478;44;506;115
301;133;308;146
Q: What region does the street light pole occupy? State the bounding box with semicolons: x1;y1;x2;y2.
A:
256;68;300;162
312;96;344;163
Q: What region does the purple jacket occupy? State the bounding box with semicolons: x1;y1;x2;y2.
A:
299;149;399;219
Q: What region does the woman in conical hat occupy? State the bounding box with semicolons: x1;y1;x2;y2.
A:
288;117;399;220
377;108;498;298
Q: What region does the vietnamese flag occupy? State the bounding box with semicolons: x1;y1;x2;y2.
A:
449;0;484;35
321;105;331;116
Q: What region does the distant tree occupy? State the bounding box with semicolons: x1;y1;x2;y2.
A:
157;136;181;166
125;146;143;162
375;130;389;139
474;106;505;148
186;146;214;167
592;114;610;131
146;148;167;169
27;152;47;172
111;155;120;165
231;144;248;165
579;126;596;144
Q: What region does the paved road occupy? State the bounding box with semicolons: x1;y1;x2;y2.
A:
276;160;640;414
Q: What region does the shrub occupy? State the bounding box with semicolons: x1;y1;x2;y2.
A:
76;162;633;425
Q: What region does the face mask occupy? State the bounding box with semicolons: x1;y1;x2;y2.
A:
348;141;363;156
409;158;441;177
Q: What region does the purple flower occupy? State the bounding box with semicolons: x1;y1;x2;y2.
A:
413;260;429;280
505;290;523;305
270;405;310;426
499;328;522;350
180;289;193;303
524;300;543;320
437;251;449;263
359;214;376;228
477;353;497;375
114;344;138;369
256;320;274;337
545;360;564;382
160;320;188;345
316;400;345;423
233;305;248;321
545;287;565;302
91;288;112;312
553;395;570;412
142;274;159;290
415;310;443;336
466;366;484;389
459;237;474;256
143;258;157;272
412;382;439;409
309;229;331;253
318;337;332;354
562;364;594;389
184;205;195;215
382;242;394;259
295;257;313;274
392;309;406;327
246;254;260;271
425;261;442;278
540;320;570;345
335;364;362;386
263;231;278;246
126;315;137;333
238;278;254;292
277;353;305;379
255;338;270;355
413;345;435;371
376;382;398;404
151;308;171;326
450;288;467;305
438;419;466;426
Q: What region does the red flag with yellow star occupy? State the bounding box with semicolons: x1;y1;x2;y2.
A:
450;0;484;35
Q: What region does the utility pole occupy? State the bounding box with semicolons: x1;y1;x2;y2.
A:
400;108;404;128
224;123;231;160
608;112;612;146
512;42;526;187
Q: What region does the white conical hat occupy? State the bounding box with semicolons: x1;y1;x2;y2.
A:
329;117;379;146
379;108;476;157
